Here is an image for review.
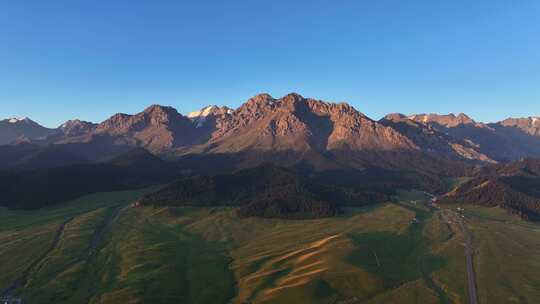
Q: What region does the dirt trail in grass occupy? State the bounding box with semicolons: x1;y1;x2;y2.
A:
43;204;128;281
0;216;74;298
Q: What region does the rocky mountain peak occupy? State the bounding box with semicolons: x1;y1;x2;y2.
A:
187;105;233;128
382;113;408;122
281;92;304;104
0;117;57;145
408;113;475;127
93;105;195;151
142;105;183;123
195;93;417;154
4;117;40;126
249;93;275;104
6;117;26;123
59;119;97;136
498;117;540;136
188;105;233;118
500;116;540;127
455;113;475;124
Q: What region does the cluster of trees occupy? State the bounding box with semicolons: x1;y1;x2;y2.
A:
139;164;392;219
450;158;540;221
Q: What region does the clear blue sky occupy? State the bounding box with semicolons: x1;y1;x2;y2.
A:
1;1;539;127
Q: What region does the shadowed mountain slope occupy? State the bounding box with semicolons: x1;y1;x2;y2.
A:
408;113;540;161
0;148;181;209
380;114;494;163
442;158;540;221
0;118;58;145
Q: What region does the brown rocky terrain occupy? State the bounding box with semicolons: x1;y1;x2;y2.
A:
92;105;199;151
4;94;538;166
183;93;417;154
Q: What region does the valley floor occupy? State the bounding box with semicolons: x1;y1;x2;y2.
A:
1;189;539;303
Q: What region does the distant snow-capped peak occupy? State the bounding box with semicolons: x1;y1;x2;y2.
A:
187;105;233;128
188;105;233;118
187;105;217;118
7;117;29;123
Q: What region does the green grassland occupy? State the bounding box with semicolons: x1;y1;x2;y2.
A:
451;204;540;303
1;188;538;303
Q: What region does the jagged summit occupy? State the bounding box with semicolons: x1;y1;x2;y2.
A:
143;104;179;115
498;117;540;136
59;119;97;136
190;92;415;155
408;113;475;127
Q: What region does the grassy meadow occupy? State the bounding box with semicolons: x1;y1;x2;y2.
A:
0;188;538;303
452;204;540;303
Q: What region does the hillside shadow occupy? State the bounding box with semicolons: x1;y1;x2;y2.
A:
347;231;445;288
346;201;449;302
293;101;334;152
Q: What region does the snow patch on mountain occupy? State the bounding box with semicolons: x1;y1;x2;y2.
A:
187;106;216;119
187;105;233;128
8;117;28;123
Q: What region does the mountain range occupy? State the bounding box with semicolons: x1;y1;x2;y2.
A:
1;93;540;219
3;93;539;165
